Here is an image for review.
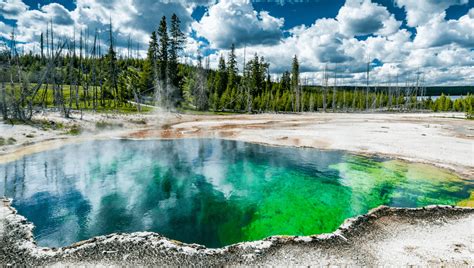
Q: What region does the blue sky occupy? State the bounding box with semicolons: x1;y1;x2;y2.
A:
1;0;473;85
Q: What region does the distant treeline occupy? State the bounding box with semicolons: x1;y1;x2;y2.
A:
1;14;473;121
423;87;474;96
303;86;474;96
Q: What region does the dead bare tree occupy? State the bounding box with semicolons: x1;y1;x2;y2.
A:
242;46;252;114
342;75;346;112
92;29;100;112
365;60;370;111
66;38;74;118
0;42;9;120
0;81;6;120
393;71;399;110
195;65;208;111
332;64;337;112
352;86;357;111
2;22;67;121
420;73;426;110
404;77;410;110
414;69;420;110
322;64;328;112
389;74;393;110
309;92;314;112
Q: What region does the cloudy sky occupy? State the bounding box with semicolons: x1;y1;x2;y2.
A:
1;0;473;86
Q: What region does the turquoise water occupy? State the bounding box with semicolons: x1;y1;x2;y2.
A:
0;139;472;248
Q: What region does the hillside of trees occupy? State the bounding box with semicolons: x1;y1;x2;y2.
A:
1;14;473;121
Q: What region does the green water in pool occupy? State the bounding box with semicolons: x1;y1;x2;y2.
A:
0;139;472;248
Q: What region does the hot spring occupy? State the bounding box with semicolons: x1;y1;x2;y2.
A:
0;139;472;248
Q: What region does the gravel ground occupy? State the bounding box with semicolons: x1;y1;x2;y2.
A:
1;199;473;266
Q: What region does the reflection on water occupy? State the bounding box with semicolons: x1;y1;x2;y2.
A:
0;139;472;248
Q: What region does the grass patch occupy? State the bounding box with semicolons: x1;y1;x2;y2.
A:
92;105;153;114
177;108;240;115
95;121;124;130
0;137;17;146
3;118;26;125
8;83;153;114
32;119;64;130
66;125;82;135
129;119;147;125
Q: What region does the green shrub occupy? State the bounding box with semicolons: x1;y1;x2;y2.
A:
67;125;82;135
95;121;124;130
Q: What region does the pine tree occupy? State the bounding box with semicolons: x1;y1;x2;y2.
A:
169;13;186;89
220;87;231;110
444;95;452;111
227;43;238;89
215;54;227;96
210;88;219;111
104;18;118;107
157;16;169;106
147;31;158;62
141;31;157;93
157;17;169;80
250;54;262;95
281;71;291;91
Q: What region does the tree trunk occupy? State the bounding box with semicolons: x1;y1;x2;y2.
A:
1;81;7;120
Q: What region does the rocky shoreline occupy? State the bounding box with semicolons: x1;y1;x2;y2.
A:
1;198;473;266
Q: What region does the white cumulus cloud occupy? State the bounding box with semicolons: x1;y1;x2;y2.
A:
337;0;401;37
1;0;473;86
193;0;284;49
395;0;469;27
0;0;28;20
414;9;474;48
